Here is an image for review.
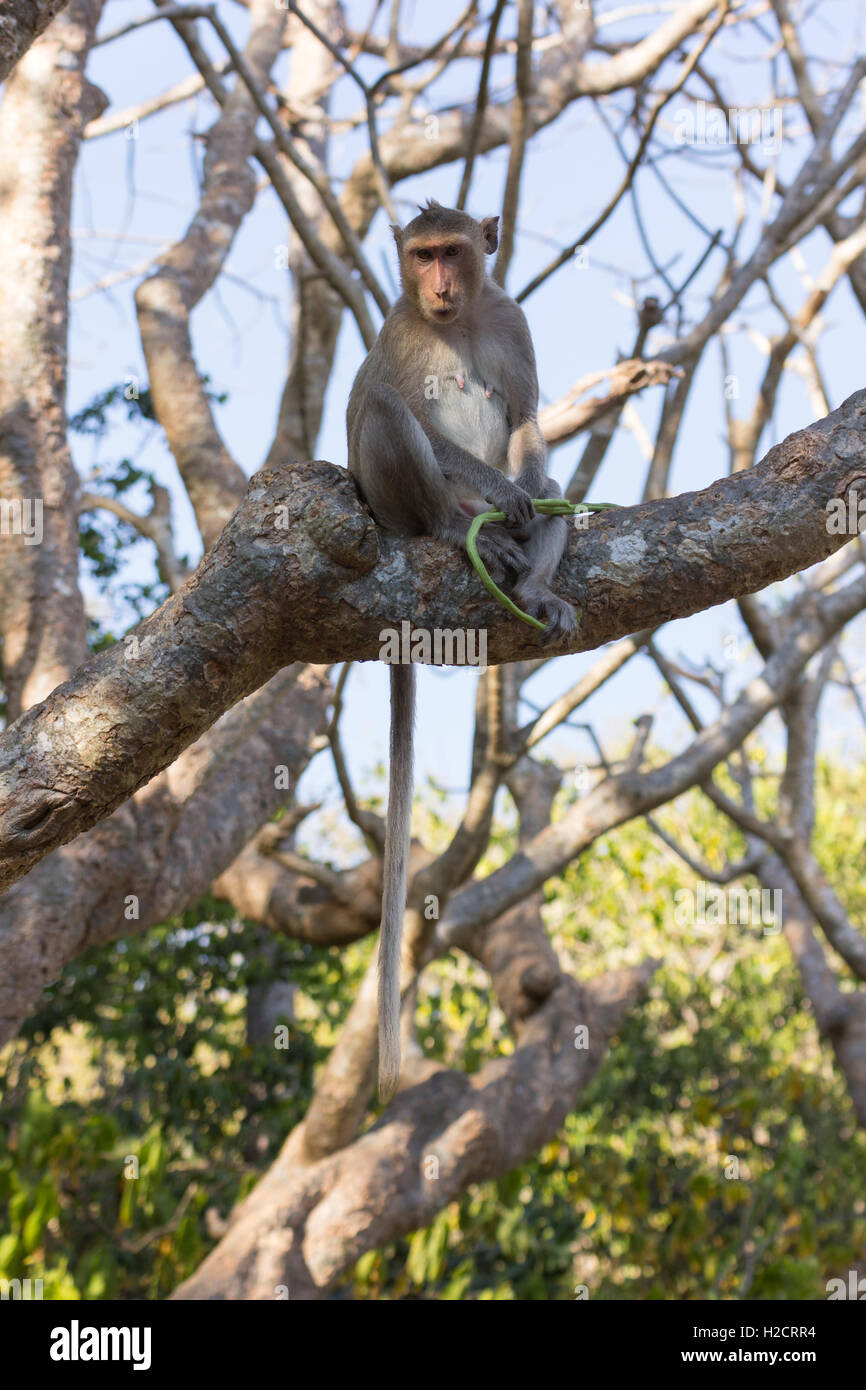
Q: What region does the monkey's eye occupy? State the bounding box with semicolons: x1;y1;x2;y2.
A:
444;244;460;258
415;248;434;262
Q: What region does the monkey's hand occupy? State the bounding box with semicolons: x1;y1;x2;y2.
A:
509;473;561;541
488;477;534;530
428;432;534;530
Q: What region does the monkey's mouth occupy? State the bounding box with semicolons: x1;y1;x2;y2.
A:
432;305;456;319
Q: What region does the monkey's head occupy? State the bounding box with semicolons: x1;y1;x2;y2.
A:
392;200;499;325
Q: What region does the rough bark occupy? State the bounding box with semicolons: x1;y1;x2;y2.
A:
0;0;70;80
0;0;105;718
0;0;864;1305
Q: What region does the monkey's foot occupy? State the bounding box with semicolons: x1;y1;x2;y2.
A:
476;528;532;584
513;584;578;643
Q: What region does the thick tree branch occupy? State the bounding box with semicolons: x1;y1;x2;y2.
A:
0;664;332;1045
0;391;864;892
339;0;717;229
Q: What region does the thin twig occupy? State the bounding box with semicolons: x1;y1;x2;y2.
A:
96;4;212;44
328;664;386;853
204;6;390;318
493;0;533;288
517;4;728;303
287;1;398;219
152;0;379;346
456;0;507;210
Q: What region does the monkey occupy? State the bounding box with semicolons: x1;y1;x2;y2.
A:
347;199;576;1102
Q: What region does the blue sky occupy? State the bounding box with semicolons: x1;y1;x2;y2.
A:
65;0;866;841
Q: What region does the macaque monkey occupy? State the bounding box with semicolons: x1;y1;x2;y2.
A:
347;200;576;1101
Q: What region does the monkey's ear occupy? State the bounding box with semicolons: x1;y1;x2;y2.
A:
480;216;499;254
390;223;403;249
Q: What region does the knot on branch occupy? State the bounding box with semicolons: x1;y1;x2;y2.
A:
520;962;560;1004
303;491;378;571
280;461;378;572
78;79;109;129
835;468;866;499
0;786;78;850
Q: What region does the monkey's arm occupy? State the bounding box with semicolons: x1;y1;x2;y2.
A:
508;417;548;495
425;426;534;528
498;298;549;493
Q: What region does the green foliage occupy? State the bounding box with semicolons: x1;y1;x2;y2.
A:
69;376;225;439
350;760;866;1301
1;758;864;1300
70;382;156;435
0;903;356;1299
73;386;167;636
70;379;224;641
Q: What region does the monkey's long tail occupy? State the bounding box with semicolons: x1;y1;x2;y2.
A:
378;662;416;1104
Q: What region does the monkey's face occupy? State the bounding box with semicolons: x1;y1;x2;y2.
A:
401;236;481;324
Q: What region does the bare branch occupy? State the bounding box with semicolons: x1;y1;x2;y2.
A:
79;485;190;593
438;566;866;951
84;70;225;137
287;0;398;220
0;665;333;1046
540;358;683;448
0;0;104;718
